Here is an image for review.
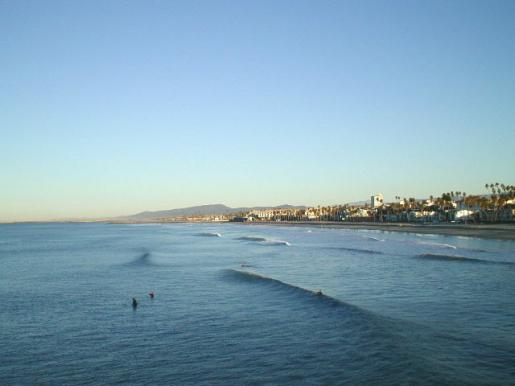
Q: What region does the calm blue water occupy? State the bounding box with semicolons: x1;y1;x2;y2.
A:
1;223;514;385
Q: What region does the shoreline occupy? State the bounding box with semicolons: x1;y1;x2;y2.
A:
2;220;514;240
239;221;515;240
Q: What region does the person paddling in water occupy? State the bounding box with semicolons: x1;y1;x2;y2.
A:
149;291;155;299
316;289;323;296
132;297;138;308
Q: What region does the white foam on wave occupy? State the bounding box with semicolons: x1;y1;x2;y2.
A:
259;239;291;246
236;236;290;246
364;236;385;242
198;232;222;237
417;241;456;249
414;233;438;238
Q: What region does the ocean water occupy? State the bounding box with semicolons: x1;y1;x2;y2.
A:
1;223;514;385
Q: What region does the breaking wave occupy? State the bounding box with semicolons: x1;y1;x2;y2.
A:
415;253;515;266
261;239;291;246
417;241;457;249
197;232;222;237
364;236;385;242
236;236;290;246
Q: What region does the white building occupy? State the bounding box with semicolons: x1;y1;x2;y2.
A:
249;209;274;219
455;209;475;221
371;194;384;208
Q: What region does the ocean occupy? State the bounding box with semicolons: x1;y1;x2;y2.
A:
1;222;514;385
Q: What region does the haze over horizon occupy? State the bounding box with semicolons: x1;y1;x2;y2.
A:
1;0;514;222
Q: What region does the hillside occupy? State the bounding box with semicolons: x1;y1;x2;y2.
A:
118;204;306;221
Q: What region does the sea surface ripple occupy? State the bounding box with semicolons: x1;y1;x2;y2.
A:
1;223;514;385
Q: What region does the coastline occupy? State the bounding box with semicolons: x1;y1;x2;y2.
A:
2;220;514;241
240;221;515;240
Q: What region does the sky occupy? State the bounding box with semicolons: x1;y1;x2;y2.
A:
1;0;514;221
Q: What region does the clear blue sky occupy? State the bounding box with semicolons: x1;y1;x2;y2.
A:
1;0;514;221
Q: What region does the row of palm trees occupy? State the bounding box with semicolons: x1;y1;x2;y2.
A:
380;183;514;223
242;183;514;223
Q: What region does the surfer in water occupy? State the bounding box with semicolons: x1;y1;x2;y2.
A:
132;297;138;308
316;289;323;296
149;291;155;299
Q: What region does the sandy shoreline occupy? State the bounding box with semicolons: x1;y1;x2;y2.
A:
240;221;515;240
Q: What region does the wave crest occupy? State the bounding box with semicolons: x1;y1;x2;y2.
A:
197;232;222;237
123;250;157;266
415;253;515;266
222;269;365;311
236;236;267;242
261;239;291;246
236;236;290;246
364;236;385;242
328;247;383;255
417;241;456;249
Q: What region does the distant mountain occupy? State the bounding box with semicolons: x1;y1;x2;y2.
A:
125;204;234;220
118;204;307;221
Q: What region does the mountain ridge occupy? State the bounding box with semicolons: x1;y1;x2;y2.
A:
119;204;307;220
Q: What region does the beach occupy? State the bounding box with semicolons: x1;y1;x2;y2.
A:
242;221;515;240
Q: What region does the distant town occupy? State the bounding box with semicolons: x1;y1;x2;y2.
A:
233;183;515;224
117;183;515;225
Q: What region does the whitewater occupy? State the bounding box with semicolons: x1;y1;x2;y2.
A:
1;222;514;385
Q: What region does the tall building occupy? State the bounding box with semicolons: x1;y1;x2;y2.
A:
371;194;384;208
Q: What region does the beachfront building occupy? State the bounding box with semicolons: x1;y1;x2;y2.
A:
344;207;372;221
371;194;384;208
455;209;475;221
249;209;275;220
305;209;319;220
248;208;302;221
